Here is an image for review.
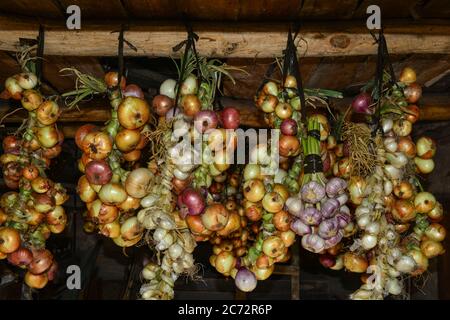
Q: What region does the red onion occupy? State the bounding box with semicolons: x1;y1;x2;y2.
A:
280;119;298;136
291;219;311;236
319;254;336;268
351;92;373;114
221;107;240;129
321;198;340;218
85;160;113;185
235;268;257;292
194;110;218;133
325;178;347;197
318;218;339;239
299;207;322;226
302;234;325;253
178;188;205;216
152;95;173;116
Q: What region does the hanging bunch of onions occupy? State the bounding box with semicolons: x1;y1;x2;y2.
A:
138;38;243;299
332;66;446;300
285;116;351;259
0;61;68;289
63;69;151;247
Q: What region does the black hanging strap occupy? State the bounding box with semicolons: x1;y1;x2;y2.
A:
372;27;396;134
172;19;202;114
282;25;306;111
113;25;137;91
35;25;45;82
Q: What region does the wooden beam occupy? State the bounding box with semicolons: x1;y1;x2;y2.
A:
1;95;449;136
0;16;450;58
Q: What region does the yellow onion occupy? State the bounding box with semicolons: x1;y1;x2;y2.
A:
99;220;121;238
414;192;436;214
414;157;435;174
425;223;446;242
125;168;153;198
121;217;143;240
262;236;285;258
409;249;429;276
202;204;229;231
252;264;274;280
113;234;143;247
348;176;366;205
215;251;236;274
421;240;444;258
98;183;127;205
343;252;368;273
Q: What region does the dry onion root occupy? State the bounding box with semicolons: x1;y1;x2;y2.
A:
64;69;152;246
334;66;446;300
0;56;68;289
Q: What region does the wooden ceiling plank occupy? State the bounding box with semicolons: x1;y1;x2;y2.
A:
57;0;128;19
1;17;450;58
122;0;179;19
0;0;63;19
299;0;360;19
352;0;413;19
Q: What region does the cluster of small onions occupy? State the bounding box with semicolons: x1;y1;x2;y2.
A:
138;72;241;299
255;76;302;157
0;72;68;289
232;156;297;292
334;67;445;299
287;177;351;256
75;72;152;248
208;170;255;280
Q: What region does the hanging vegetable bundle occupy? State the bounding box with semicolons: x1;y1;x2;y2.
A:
64;68;152;247
320;31;446;299
138;27;243;299
0;46;68;289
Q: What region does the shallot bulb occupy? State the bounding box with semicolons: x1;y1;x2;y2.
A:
285;197;303;217
299;207;322;226
321;198;340;218
290;219;311;236
301;181;325;204
301;234;325;253
324;230;343;249
318;218;339;239
325;178;347;197
235;268;257;292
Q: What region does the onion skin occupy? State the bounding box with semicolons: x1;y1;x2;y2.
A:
118;97;150;130
416;136;436;159
115;129;141;153
152;95;173;116
82;131;113;160
352;92;373;114
235;268;257;292
7;247;33;267
392;199;416;222
85;160;113;185
123;84;144;99
29;249;53;275
0;227;21;254
220;107;240;129
25;271;48;289
98;183;128;205
201;203;229;231
125;168;153;199
343;252;368;273
262;236;285;258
